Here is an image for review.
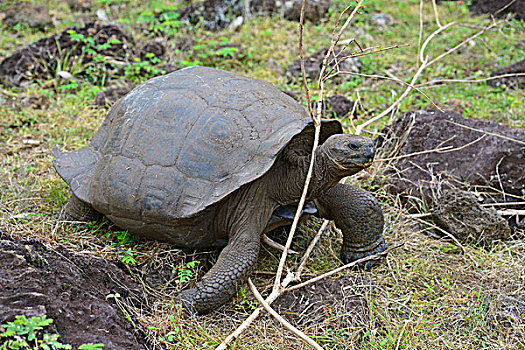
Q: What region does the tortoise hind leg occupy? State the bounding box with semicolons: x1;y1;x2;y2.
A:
315;183;386;268
59;194;102;222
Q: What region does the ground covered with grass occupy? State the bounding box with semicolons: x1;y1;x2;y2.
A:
1;0;524;349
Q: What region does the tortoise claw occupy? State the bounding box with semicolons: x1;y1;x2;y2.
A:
177;289;199;315
340;236;386;269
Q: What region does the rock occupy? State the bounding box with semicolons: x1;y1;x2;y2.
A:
488;58;525;89
94;83;135;107
432;189;511;245
370;13;393;27
0;233;148;349
285;48;361;82
1;3;52;28
377;110;525;203
177;0;333;30
469;0;525;20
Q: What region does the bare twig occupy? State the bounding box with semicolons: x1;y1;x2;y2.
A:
218;2;371;348
412;216;466;253
285;245;398;293
431;0;442;28
248;279;324;350
295;219;329;279
356;17;501;135
325;70;441;111
447;121;525;145
376;134;487;162
215;273;296;350
416;73;525;87
262;234;298;254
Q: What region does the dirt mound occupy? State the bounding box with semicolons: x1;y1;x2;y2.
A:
0;22;132;87
432;189;511;245
178;0;332;30
273;275;371;332
377;110;525;205
469;0;525;19
0;232;148;349
488;58;525;89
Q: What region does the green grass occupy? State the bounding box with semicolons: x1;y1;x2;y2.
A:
0;0;524;349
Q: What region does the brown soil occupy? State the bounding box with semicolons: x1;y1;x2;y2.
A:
0;22;132;87
469;0;525;19
273;274;372;333
0;231;149;349
377;110;525;205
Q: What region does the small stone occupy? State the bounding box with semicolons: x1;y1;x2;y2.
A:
370;13;393;28
96;9;109;21
57;71;74;80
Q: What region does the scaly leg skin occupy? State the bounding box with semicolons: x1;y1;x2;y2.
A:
178;232;260;314
315;183;386;269
58;194;102;222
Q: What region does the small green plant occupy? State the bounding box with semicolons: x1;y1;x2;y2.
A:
124;54;166;84
0;315;104;350
78;344;104;350
106;231;140;265
66;30;122;86
172;260;200;284
235;287;258;311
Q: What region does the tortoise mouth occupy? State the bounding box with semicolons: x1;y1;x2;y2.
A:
334;157;373;170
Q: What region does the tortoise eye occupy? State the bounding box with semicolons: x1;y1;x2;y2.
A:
348;143;359;151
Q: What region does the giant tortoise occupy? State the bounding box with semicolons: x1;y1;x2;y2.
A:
53;66;385;314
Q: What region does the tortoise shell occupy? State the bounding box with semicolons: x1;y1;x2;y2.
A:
53;66;342;226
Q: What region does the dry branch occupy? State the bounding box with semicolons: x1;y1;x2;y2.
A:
248;279;324;350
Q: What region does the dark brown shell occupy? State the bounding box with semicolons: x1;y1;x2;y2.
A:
53;66;342;221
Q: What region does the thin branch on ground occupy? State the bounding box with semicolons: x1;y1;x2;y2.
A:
447;121;525;145
324;70;441;111
217;2;369;348
285;244;400;293
262;234;298;254
248;279;324;350
376;134;487;162
412;216;466;253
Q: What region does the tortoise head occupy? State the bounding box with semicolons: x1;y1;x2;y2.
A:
318;134;375;178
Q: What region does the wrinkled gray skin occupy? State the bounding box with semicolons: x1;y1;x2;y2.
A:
54;66;385;314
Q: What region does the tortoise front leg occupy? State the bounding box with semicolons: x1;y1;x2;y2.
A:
178;231;260;314
315;183;386;268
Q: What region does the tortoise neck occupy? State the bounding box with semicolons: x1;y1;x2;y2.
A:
267;146;342;205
